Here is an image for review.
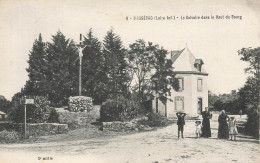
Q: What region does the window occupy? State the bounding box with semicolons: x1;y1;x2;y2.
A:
197;79;203;91
175;96;184;111
177;78;184;91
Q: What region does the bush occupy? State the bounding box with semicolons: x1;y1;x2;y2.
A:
0;130;22;141
135;112;172;128
48;108;60;123
245;107;259;139
100;95;138;122
143;112;170;127
9;96;51;123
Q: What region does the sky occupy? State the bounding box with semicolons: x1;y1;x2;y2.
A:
0;0;259;100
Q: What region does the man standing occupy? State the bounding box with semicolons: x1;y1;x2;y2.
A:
176;112;187;139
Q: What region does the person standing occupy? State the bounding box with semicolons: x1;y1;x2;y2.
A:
195;121;202;138
218;110;229;139
176;112;187;139
201;108;211;138
228;117;238;141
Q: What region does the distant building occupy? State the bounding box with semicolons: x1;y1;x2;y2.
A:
152;47;209;117
0;111;7;120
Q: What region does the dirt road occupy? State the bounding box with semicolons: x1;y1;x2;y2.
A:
0;119;259;163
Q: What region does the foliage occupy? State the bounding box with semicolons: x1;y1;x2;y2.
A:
24;34;48;96
9;96;51;123
128;39;157;104
237;47;260;138
81;29;108;104
23;31;79;106
100;95;138;122
245;107;259;139
128;39;178;108
208;90;219;109
137;112;172;127
0;95;11;114
152;46;179;104
209;90;243;114
48;108;60;123
0;130;22;141
102;29;131;99
238;47;260;77
238;77;259;109
44;31;79;106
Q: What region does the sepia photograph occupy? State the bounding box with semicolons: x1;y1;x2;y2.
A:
0;0;259;162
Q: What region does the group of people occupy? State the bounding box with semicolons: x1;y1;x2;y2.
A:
218;110;238;140
176;109;238;140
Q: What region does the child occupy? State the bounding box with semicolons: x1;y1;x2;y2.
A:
195;121;202;138
228;117;238;141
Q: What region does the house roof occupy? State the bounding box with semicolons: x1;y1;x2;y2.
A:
171;47;208;75
171;49;185;63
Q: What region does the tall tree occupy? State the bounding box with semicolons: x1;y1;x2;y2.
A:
81;29;108;104
128;39;178;107
238;47;260;138
128;40;156;105
153;47;179;104
44;31;78;106
103;29;130;98
238;47;260;108
239;77;259;109
25;34;47;96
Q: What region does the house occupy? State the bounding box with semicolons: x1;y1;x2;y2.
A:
152;47;208;118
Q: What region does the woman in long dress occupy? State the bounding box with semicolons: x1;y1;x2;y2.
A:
201;108;211;138
218;110;229;139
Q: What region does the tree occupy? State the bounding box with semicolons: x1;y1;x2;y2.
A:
208;90;218;109
238;47;260;138
44;31;79;106
9;96;51;123
128;40;157;105
24;34;48;96
81;29;108;104
238;47;260;108
152;47;179;104
128;39;178;109
23;32;79;106
238;77;259;109
238;47;260;77
102;29;130;98
0;95;11;114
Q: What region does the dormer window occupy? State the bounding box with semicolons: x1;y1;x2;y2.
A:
194;59;204;72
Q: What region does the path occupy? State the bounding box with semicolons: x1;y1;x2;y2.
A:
0;119;259;163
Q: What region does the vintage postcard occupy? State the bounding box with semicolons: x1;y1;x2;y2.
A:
0;0;259;163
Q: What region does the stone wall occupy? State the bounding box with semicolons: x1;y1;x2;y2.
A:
102;121;137;132
58;105;100;126
26;123;68;136
0;122;68;137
